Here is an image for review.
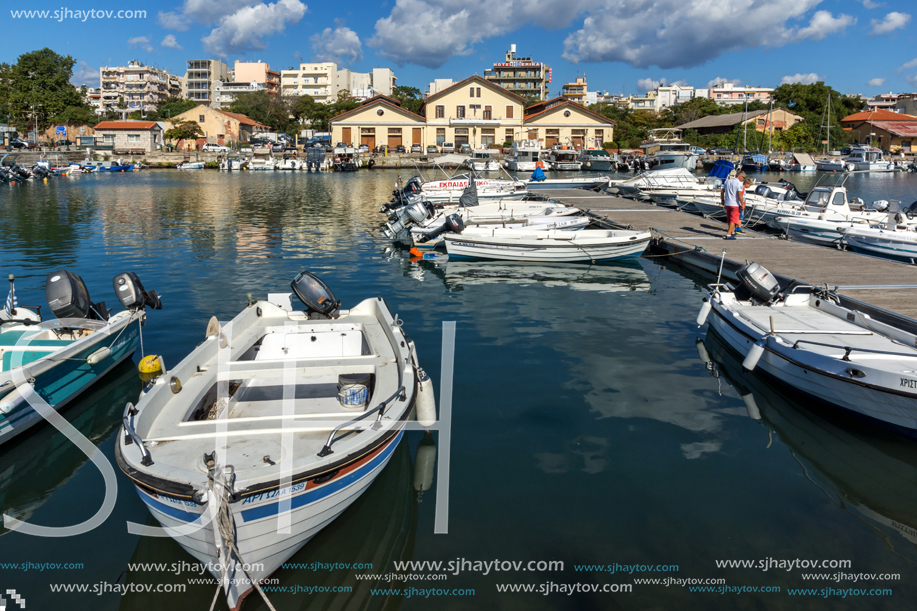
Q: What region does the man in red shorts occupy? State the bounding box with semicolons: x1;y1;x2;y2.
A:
720;170;745;239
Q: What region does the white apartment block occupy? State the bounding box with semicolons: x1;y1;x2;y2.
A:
183;59;230;106
282;63;397;103
99;60;182;112
214;81;269;109
709;82;773;105
426;79;455;97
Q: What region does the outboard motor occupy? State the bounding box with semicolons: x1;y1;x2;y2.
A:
383;194;430;239
112;272;162;311
45;270;108;320
737;263;780;304
13;166;31;180
416;214;465;243
872;200;889;212
291;271;340;318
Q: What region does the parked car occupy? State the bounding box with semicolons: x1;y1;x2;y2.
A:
427;145;439;154
202;143;230;153
458;143;472;154
442;142;455;153
272;143;284;153
9;139;29;149
708;147;733;155
395;144;406;153
411;144;422;153
688;146;706;156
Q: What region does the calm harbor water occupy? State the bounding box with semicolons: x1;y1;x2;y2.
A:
1;169;915;610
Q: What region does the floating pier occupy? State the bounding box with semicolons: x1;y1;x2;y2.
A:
544;188;917;328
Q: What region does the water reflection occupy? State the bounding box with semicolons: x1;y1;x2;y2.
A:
701;330;917;554
0;363;140;536
118;435;431;611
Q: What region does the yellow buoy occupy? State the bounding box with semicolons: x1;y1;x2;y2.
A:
139;354;163;374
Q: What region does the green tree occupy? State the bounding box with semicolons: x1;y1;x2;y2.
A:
392;85;423;114
51;104;99;126
771;82;858;150
229;90;295;132
149;97;197;121
6;48;85;132
0;62;12;122
165;120;204;141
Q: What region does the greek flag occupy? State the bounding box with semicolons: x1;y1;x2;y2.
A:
5;284;16;313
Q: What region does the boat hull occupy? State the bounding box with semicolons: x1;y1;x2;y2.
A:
708;301;917;435
845;232;917;262
444;232;650;263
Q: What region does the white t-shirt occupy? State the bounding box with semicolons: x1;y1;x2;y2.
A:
723;177;742;207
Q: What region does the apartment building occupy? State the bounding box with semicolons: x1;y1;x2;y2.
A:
709;82;773;105
233;60;281;95
483;44;552;101
84;87;103;115
426;79;454;97
282;62;397;103
99;60;181;112
214;81;270;109
183;59;229;105
562;77;588;105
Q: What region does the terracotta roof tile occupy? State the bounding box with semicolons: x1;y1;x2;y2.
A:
93;121;159;129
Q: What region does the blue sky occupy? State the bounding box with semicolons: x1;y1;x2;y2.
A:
3;1;916;98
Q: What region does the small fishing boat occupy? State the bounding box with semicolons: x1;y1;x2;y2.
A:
815;157;847;172
219;156;246;171
176;161;204;170
469;149;500;172
444;227;651;262
641;128;698;171
411;214;589;251
416;173;526;203
116;271;433;611
775;216;859;247
578;148;616;172
843;223;917;262
332;146;359;172
741;153;768;173
845;145;893;172
0;271;161;445
277;149;302;171
505;139;542;172
544;147;582;171
696;261;917;436
247;156;276;171
788;152;817;172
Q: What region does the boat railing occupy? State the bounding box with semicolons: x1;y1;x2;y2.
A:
316;385;406;457
789;339;917;360
122;402;154;466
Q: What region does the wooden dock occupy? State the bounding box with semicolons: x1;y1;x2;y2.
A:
545;188;917;327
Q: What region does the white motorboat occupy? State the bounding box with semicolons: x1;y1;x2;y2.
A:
697;262;917;436
411;214;590;251
418;173;526;203
815;157;847;172
332;146;360;172
788;152;816;172
578;148;616;172
775;216;859;247
544;147;582;171
469;149;500;172
641;128;698;171
177;161;205;170
504;139;542;172
522;175;610;190
749;178;890;229
843;224;917;262
844;145;894;172
443;228;651;262
1;271;160;445
605;168;716;198
219;156;246;171
247;156;276;171
116;271;433;611
276;149;302;171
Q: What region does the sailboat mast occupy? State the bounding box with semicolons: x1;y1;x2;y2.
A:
826;94;831;154
743;97;748;152
768;97;773;154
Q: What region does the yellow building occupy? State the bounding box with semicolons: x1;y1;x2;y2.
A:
329;95;426;148
420;75;525;148
166;104;268;144
523;98;615;148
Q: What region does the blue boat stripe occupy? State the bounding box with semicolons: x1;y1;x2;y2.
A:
137;488;202;523
240;430;403;522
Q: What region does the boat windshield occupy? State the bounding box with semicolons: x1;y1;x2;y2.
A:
588;150;610;157
805;189;832;207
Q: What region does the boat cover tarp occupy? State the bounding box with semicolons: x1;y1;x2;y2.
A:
708;160;735;179
743;154;767;165
792;152;815;166
459;178;479;207
530;167;546;182
433;154;471;166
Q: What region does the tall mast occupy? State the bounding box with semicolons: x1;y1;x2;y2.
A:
767;96;773;154
743;97;748;152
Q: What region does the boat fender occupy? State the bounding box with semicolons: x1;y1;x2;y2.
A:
87;347;111;365
139;354;163;375
413;434;436;497
742;340;766;372
0;386;27;415
415;368;436;429
742;393;761;420
696;299;711;326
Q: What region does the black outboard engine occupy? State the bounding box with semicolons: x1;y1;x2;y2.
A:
45;270;108;320
113;272;162;311
32;165;51;179
417;214;465;243
291;271;340;318
737;262;780;303
13;166;31;180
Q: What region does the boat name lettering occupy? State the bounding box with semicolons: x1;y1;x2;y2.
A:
157;494;197;508
899;377;917;389
242;482;306;505
110;328;138;352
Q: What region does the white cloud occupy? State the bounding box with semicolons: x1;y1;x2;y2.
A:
907;74;917;87
127;36;154;52
370;0;593;68
901;57;917;71
157;11;190;31
70;61;98;87
860;0;884;8
562;2;855;69
637;77;663;92
867;77;887;87
870;12;911;35
310;20;363;64
780;72;821;85
161;34;183;50
201;0;307;57
182;0;259;22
